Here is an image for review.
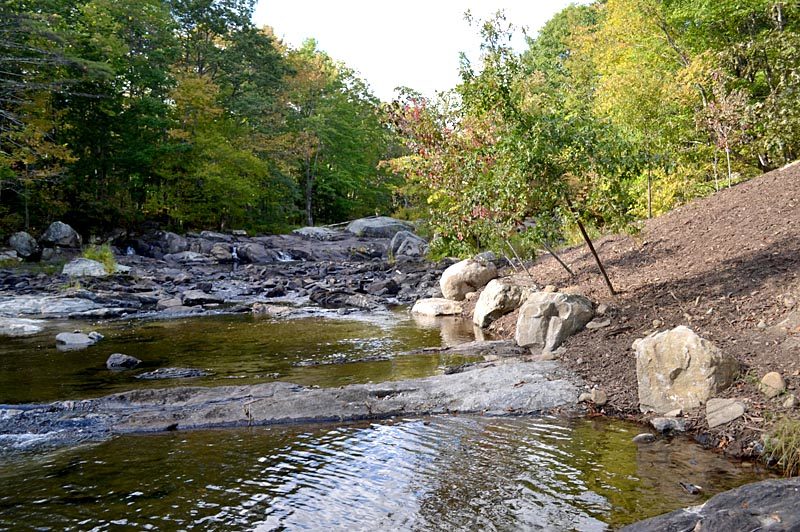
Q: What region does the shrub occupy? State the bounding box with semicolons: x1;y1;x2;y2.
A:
765;417;800;475
82;244;117;273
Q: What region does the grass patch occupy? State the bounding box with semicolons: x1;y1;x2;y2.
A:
765;416;800;475
82;244;117;273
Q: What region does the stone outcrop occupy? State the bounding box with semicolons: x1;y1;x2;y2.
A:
389;230;427;258
346;216;412;238
622;478;800;532
0;317;45;337
514;292;594;353
440;258;498;301
473;279;534;328
634;326;739;414
411;298;463;317
40;221;81;248
8;232;39;259
62;258;108;277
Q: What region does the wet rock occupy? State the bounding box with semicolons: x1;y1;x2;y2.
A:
55;331;101;350
309;289;385;310
759;371;786;398
389;230;427;258
440;258;498;301
705;397;746;428
9;232;39;259
634;326;739;414
106;353;141;370
411;298;463;317
181;290;223;306
366;278;400;296
135;367;210;380
346;216;412;238
473;279;533;328
62;258;108;277
163;251;209;264
632;433;656;444
650;417;687;433
0;296;102;317
621;478;800;531
514;292;594;353
0;317;45;337
40;221;81;248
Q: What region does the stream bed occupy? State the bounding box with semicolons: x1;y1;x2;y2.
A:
0;311;775;530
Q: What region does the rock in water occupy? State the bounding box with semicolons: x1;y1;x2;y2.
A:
634;326;739;414
106;353;142;370
514;292;594;352
135;367;210;380
440;258;498;301
62;258;108;277
0;317;45;337
473;279;533;328
55;331;102;350
346;216;412;238
40;221;81;248
8;231;39;259
411;298;463;317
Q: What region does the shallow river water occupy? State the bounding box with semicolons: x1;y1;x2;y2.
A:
0;311;775;530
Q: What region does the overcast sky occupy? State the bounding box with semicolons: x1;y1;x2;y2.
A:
253;1;584;102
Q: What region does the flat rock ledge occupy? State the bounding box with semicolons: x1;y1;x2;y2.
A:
0;360;581;454
622;477;800;531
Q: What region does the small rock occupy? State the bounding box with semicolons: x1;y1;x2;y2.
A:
706;398;746;428
543;285;558;293
88;331;103;341
106;353;141;370
632;433;656;444
783;295;797;309
652;319;663;328
760;372;786;398
596;304;609;316
783;394;798;409
578;392;592;403
757;320;767;330
590;388;608;406
664;408;683;418
651;417;687;433
464;291;477;301
411;298;463;317
585;318;611;329
55;331;99;350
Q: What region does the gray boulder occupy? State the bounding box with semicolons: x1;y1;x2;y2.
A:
411;298;463;317
634;326;739;414
161;232;189;254
40;221;81;248
0;295;101;317
106;353;142;370
0;317;45;337
209;243;233;262
346;216;412;238
292;226;344;241
62;258;108;277
473;279;534;328
514;292;594;352
163;251;209;264
9;231;39;259
622;478;800;532
440;258;498;301
55;331;102;350
238;243;274;264
389;230;427;258
199;231;232;243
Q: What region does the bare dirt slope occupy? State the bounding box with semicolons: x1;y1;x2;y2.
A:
486;161;800;449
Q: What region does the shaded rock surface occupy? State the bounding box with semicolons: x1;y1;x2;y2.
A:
634;326;739;414
9;232;39;259
0;360;581;453
622;478;800;531
473;279;534;328
514;292;594;353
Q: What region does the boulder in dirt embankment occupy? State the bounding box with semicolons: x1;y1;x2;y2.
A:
514;292;594;353
473;279;534;328
440;257;498;301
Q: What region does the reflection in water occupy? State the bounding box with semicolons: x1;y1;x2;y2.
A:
0;416;773;530
410;313;486;345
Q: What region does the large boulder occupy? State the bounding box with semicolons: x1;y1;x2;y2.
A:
160;232;189;254
209;243;233;262
514;292;594;352
440;258;498;301
346;216;412;238
634;326;739;414
8;231;39;259
389;230;427;258
473;279;534;328
62;258;108;277
411;298;463;317
238;243;274;264
40;221;81;248
106;353;142;370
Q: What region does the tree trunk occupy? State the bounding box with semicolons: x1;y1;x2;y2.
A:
542;241;575;278
566;197;616;296
647;166;652;218
304;153;314;226
713;150;719;192
725;146;732;189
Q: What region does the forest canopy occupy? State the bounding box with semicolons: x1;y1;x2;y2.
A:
2;1;799;250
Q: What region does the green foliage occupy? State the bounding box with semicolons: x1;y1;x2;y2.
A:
82;244;117;273
766;417;800;476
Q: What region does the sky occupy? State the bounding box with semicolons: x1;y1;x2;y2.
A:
253;1;584;102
